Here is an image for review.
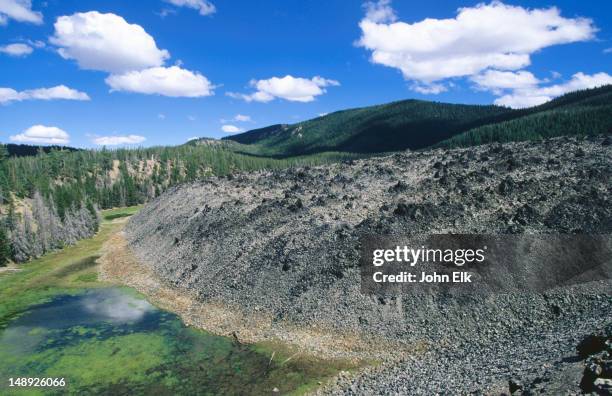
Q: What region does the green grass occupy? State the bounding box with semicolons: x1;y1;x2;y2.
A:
102;205;142;220
73;272;98;283
251;340;362;395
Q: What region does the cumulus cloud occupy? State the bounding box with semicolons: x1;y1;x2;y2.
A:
410;83;448;94
494;93;551;109
105;66;214;97
49;12;215;98
228;75;340;103
22;85;90;101
0;43;33;56
10;125;70;144
0;0;42;24
357;1;597;88
0;85;90;104
92;134;146;146
50;11;170;73
363;0;396;24
493;72;612;108
0;88;21;103
164;0;216;16
471;70;540;93
221;124;243;133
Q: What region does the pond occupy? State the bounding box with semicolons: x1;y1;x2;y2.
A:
0;287;344;395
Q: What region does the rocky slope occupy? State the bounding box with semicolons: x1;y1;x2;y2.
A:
126;136;612;394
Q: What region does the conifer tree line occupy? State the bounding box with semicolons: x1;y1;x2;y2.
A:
0;145;102;265
2;191;100;263
0;143;357;265
438;103;612;148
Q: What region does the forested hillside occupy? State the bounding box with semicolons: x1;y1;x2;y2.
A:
0;143;358;264
438;86;612;147
225;100;512;156
225;86;612;156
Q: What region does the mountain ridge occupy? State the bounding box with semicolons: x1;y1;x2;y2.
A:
222;85;612;156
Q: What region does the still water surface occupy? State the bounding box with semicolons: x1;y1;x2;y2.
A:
0;288;334;395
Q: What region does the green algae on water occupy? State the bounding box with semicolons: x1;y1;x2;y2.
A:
0;288;357;395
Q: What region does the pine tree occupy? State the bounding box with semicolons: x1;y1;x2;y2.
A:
0;224;11;266
85;200;99;232
11;219;31;262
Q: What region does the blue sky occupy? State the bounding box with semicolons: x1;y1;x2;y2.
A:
0;0;610;148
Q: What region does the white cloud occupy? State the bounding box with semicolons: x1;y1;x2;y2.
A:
0;85;90;104
228;75;340;103
358;1;597;88
164;0;216;16
227;90;273;103
0;88;21;103
0;0;42;24
93;134;146;146
0;43;33;56
23;85;90;101
50;11;170;73
10;125;70;144
604;48;612;54
494;93;551;109
363;0;396;24
105;66;214;97
234;114;252;122
221;124;243;133
50;12;215;99
220;114;253;123
471;70;540;93
410;83;448;94
494;72;612;108
187;115;196;121
158;113;166;119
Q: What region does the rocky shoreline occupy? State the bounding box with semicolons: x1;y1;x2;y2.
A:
124;136;612;394
98;230;400;362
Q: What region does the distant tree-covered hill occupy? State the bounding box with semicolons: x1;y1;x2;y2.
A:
437;86;612;148
224;85;612;155
224;101;512;156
